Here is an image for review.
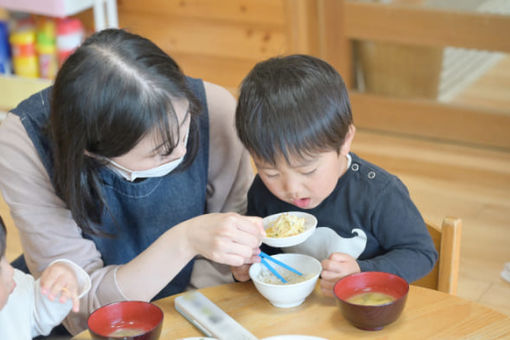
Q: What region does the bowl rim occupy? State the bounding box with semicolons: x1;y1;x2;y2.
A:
262;211;318;247
87;300;164;336
333;271;409;307
249;253;322;287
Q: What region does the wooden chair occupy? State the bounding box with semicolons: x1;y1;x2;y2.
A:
412;217;462;294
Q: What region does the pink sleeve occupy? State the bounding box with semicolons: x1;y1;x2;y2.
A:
190;82;255;289
0;113;126;335
205;81;254;214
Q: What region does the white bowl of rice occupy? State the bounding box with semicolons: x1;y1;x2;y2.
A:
249;253;322;308
262;212;317;248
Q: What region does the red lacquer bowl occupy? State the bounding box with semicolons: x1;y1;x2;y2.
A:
334;271;409;331
88;301;163;340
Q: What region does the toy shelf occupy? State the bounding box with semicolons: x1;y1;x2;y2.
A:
0;0;118;111
0;0;95;18
0;0;118;31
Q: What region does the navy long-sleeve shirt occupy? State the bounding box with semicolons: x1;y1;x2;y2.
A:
247;153;437;283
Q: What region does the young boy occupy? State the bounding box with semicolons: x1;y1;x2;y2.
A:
0;216;91;339
233;54;438;296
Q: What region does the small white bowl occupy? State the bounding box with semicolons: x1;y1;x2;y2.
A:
249;253;322;308
262;212;317;248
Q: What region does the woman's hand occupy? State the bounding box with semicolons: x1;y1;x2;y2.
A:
40;262;80;312
186;212;265;267
320;252;360;297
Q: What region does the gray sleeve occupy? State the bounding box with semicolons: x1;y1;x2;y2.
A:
31;277;73;337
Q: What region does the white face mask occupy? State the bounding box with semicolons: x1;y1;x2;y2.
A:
107;156;184;182
106;129;189;182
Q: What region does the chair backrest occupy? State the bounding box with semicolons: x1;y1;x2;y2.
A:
413;217;462;294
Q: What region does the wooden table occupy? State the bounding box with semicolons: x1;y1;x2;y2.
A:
75;282;510;339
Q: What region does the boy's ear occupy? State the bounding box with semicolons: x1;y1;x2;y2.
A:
340;124;356;156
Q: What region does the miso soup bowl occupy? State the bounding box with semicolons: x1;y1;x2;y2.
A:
333;271;409;331
249;253;322;308
88;301;163;340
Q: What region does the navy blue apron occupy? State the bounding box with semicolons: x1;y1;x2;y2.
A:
11;77;209;300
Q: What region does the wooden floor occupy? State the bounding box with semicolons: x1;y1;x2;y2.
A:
1;55;509;318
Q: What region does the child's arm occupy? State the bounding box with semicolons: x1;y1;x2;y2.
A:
40;261;82;312
31;259;91;337
320;253;360;297
231;264;252;282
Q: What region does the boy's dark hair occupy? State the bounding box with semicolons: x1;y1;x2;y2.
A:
49;29;201;236
236;54;353;165
0;216;6;258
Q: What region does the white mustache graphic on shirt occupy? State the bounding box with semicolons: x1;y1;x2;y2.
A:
285;227;367;261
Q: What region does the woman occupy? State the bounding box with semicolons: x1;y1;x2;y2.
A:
0;29;263;334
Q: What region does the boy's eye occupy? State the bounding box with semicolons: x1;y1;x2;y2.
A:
301;169;317;176
264;172;280;178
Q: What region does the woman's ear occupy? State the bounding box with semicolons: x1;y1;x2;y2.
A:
340;124;356;156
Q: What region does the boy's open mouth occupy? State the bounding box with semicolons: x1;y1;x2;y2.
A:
292;198;311;209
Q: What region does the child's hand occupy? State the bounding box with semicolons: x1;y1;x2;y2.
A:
40;262;80;312
231;264;252;282
320;252;360;297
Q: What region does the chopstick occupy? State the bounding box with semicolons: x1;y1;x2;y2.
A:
259;251;303;284
260;258;288;283
260;252;303;275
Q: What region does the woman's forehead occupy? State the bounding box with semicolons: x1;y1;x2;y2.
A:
170;96;189;119
133;98;190;153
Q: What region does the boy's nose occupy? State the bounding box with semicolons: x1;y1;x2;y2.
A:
283;177;301;195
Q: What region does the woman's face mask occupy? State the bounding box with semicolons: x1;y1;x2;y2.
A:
107;156;184;182
107;127;190;182
104;98;191;181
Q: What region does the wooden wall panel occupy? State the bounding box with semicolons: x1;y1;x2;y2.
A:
170;53;258;93
316;1;510;150
351;92;510;150
317;0;353;87
285;0;319;56
118;0;285;25
120;13;287;60
344;1;510;52
118;0;289;89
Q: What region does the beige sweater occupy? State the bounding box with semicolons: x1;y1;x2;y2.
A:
0;82;254;334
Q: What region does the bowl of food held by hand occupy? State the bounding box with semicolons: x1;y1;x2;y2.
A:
333;271;409;331
88;301;164;340
249;253;321;308
262;212;317;248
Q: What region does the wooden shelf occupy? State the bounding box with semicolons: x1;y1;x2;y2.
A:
0;75;52;110
0;0;119;111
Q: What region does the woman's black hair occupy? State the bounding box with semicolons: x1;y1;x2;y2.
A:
49;29;201;236
0;216;6;258
235;54;353;166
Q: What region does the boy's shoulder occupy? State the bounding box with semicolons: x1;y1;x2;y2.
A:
348;153;402;191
